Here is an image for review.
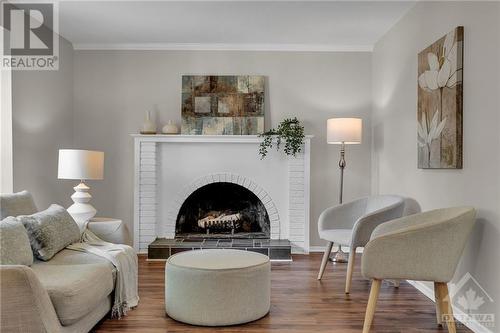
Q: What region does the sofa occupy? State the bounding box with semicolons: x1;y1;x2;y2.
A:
0;191;128;333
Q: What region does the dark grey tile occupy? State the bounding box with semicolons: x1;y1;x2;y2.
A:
233;239;252;244
232;240;253;248
179;242;204;247
248;248;269;256
269;239;291;247
270;247;291;260
149;238;177;247
171;247;194;255
203;240;219;247
259;240;271;246
148;247;169;259
148;238;291;261
186;240;204;243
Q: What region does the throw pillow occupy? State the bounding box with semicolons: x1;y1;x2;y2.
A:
19;204;81;261
0;190;38;219
0;216;34;265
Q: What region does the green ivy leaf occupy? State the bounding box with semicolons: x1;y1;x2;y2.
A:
258;117;305;159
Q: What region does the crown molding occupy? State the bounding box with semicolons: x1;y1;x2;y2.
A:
73;43;373;52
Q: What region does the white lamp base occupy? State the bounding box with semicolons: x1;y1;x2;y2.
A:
67;182;97;224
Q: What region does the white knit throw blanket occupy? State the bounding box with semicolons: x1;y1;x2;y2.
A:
67;228;139;318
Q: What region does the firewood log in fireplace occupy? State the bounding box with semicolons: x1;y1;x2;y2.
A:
197;212;242;231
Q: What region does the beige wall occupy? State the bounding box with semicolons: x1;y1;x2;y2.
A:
12;36;75;209
372;1;500;329
72;50;373;247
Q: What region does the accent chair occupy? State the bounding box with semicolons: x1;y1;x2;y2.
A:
317;195;409;293
361;207;476;333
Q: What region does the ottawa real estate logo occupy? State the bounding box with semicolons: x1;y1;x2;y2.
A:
448;272;495;329
1;1;59;70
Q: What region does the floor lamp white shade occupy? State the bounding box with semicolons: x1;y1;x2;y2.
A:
327;118;362;144
58;150;104;224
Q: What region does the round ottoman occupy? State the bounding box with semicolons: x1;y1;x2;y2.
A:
165;249;271;326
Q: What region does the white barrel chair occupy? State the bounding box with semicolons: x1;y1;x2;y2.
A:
317;195;409;293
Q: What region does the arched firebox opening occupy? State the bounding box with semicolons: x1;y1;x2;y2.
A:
175;182;270;239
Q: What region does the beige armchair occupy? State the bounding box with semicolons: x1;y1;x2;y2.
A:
361;207;476;333
317;195;407;293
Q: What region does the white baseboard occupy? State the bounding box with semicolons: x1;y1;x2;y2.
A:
309;245;364;253
407;280;494;333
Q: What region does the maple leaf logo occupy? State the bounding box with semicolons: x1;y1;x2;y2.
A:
457;288;485;311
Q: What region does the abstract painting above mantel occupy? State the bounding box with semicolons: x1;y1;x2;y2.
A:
181;75;265;135
417;26;463;169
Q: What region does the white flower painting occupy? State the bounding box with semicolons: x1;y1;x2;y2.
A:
417;27;463;168
418;109;447;166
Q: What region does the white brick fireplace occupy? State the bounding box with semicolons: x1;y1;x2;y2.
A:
132;135;312;254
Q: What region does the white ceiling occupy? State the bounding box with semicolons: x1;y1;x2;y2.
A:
59;1;415;51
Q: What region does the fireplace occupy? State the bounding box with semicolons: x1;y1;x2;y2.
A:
176;182;270;239
132;134;312;259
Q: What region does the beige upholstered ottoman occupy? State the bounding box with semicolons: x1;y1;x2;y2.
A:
165;249;271;326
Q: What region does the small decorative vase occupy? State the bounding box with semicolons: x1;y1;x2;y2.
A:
162;120;179;134
140;111;156;134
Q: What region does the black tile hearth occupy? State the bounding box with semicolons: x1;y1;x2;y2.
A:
247;248;269;256
148;238;292;261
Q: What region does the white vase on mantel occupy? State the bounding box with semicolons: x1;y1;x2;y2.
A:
162;120;179;134
140;111;157;134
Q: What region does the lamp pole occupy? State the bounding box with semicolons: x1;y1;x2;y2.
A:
339;142;346;204
330;142;348;263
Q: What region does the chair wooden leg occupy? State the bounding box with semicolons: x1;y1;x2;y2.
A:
317;242;333;280
435;282;456;333
434;282;443;325
345;247;356;293
362;279;381;333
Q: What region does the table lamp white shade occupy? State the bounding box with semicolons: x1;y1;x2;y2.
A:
327;118;362;144
58;149;104;225
58;149;104;180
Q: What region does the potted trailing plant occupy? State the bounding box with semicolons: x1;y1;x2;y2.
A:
259;117;305;159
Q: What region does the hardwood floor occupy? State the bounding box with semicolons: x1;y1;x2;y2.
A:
93;253;472;333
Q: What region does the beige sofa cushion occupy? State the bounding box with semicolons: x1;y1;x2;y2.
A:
0;190;37;219
0;217;34;265
31;249;115;326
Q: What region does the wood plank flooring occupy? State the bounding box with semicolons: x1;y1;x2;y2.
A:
93;253;472;333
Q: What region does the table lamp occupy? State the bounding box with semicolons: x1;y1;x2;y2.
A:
58;149;104;224
327;118;362;262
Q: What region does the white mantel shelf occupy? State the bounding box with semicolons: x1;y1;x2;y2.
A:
131;134;314;143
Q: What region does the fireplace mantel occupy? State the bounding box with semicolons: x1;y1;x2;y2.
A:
131;134;314;143
131;134;313;255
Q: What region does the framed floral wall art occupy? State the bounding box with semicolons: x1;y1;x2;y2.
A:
417;26;463;169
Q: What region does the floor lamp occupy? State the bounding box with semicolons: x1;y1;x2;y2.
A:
326;118;362;262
